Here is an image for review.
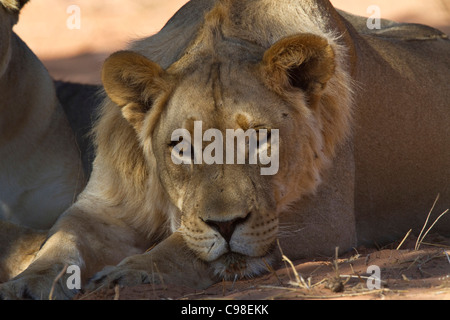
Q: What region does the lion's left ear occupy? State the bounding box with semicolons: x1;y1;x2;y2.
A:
102;50;169;131
261;33;335;105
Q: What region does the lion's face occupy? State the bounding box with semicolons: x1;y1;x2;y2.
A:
152;62;289;277
102;33;338;278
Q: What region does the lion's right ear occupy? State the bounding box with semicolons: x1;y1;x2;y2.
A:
102;51;169;131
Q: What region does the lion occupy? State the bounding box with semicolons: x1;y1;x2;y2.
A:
0;0;86;231
0;0;449;299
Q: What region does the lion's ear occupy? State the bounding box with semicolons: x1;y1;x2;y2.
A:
261;33;335;105
102;50;168;131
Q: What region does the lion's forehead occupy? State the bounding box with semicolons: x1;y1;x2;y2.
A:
162;66;292;132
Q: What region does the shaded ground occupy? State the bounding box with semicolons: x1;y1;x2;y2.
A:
77;235;450;300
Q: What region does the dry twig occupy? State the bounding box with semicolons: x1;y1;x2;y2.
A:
49;264;69;300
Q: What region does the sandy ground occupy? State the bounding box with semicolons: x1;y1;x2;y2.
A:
77;234;450;300
9;0;450;300
77;232;450;300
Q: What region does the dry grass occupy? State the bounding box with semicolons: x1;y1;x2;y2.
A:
415;194;449;251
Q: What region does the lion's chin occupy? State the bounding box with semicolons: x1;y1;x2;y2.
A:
210;251;277;280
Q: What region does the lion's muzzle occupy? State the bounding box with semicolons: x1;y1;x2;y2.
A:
181;205;279;280
202;212;251;243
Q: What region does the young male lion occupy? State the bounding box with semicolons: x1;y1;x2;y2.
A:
0;0;449;299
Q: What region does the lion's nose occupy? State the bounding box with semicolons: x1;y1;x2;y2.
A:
204;213;251;243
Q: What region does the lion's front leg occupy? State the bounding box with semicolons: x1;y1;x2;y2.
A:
0;207;144;300
87;232;217;292
0;229;84;300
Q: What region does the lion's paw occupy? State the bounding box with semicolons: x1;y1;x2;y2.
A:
87;265;157;291
0;268;79;300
